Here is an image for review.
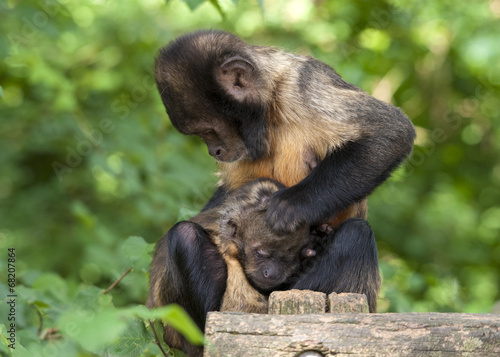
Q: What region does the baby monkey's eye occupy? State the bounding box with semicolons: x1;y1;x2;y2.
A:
254;249;269;258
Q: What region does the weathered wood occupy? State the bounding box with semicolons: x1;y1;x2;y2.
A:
204;312;500;356
328;292;369;313
269;290;369;314
269;290;327;314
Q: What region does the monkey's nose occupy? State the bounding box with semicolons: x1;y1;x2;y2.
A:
263;266;279;281
209;146;226;160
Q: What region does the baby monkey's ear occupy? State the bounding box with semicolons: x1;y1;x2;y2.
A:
219;199;260;241
225;219;237;238
219;203;243;239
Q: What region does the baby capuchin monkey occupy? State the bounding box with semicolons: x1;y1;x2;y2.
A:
148;178;322;355
189;178;319;313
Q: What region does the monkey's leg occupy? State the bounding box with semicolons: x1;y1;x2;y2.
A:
168;221;227;326
148;221;227;356
292;218;380;312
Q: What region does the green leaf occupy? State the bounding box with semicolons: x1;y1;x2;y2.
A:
70;201;95;229
31;273;68;302
122;236;151;261
129;305;204;345
121;236;154;272
151;319;175;355
0;324;13;357
14;286;38;304
209;0;226;17
178;206;199;221
59;308;128;352
182;0;206;10
10;344;31;357
70;285;102;312
99;318;151;356
159;305;205;346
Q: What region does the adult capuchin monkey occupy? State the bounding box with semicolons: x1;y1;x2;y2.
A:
148;30;415;355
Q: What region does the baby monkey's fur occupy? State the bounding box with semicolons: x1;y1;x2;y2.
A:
148;179;317;355
190;178;313;313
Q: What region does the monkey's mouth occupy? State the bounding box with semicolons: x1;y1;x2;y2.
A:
248;274;287;292
214;151;245;163
214;147;252;163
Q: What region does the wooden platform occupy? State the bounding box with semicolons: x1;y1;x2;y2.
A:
203;290;500;356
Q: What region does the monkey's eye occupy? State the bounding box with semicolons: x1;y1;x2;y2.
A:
254;249;269;258
195;128;215;137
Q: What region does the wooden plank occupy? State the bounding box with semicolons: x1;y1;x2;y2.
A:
269;290;327;314
204;312;500;356
328;292;369;313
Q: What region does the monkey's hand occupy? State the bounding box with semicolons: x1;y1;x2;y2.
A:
310;223;333;237
265;187;316;233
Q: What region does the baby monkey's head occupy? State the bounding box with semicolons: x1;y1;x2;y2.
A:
219;179;313;291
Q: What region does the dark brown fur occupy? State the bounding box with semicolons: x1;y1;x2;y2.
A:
192;178;310;312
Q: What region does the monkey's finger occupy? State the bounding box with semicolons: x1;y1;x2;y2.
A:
301;248;316;258
318;223;333;235
264;190;295;232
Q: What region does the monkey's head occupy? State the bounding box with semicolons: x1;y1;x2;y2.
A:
219;179;310;291
155;30;270;162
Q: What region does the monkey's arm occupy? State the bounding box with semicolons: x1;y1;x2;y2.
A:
293;218;380;312
219;242;268;313
267;105;415;233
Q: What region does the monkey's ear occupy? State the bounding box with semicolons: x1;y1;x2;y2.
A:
254;194;271;211
217;56;259;102
226;219;237;237
219;206;241;239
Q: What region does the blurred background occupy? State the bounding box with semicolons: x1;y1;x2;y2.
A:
1;0;499;355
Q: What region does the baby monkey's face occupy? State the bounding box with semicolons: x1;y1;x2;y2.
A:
222;208;310;291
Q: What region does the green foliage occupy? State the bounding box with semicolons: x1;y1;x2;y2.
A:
0;237;201;356
0;0;499;355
